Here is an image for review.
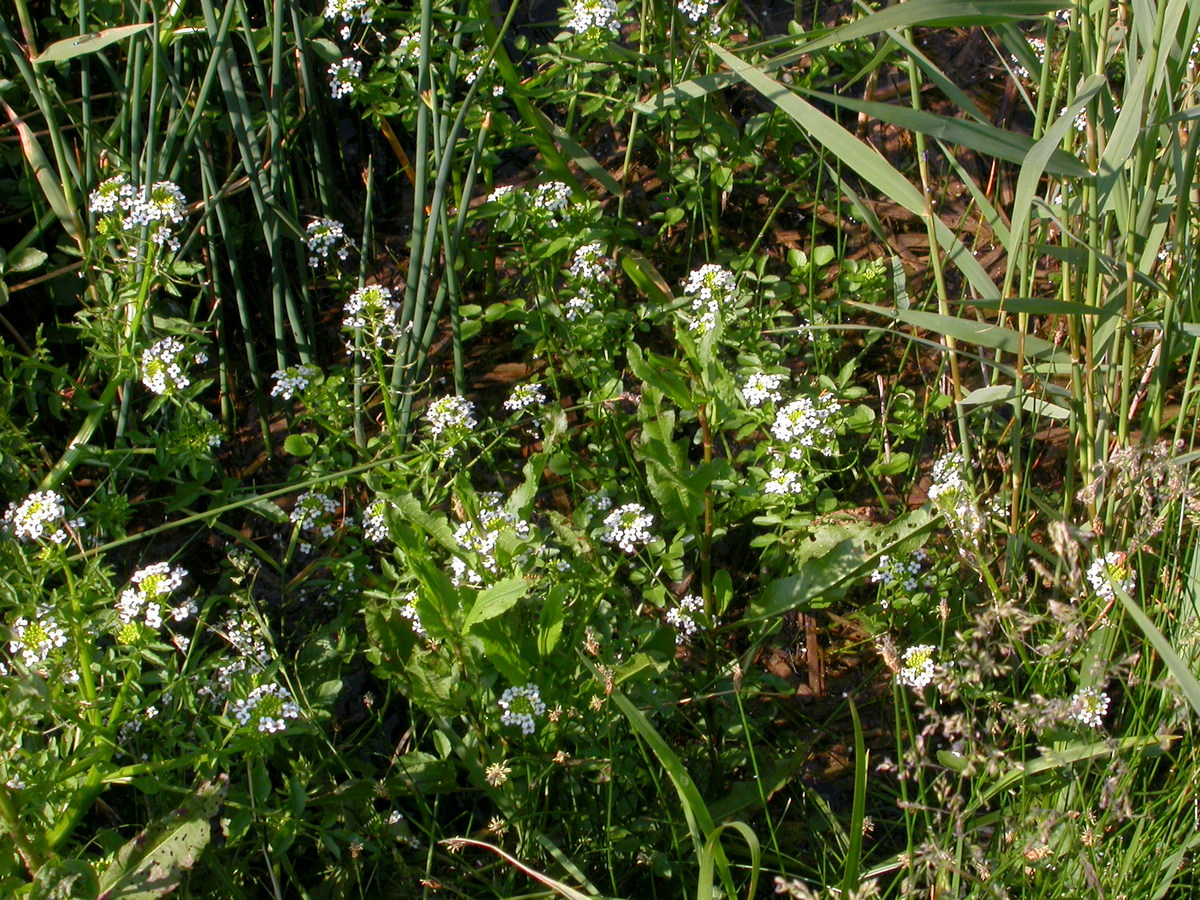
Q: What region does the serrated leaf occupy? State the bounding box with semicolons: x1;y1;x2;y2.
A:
34;23;154;64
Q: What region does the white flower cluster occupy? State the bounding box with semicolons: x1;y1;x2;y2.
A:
763;464;804;496
363;497;391;543
770;394;839;458
3;490;79;543
601;502;654;554
531;181;572;223
90;177;188;252
426;395;477;446
1069;686;1110;728
1010;36;1046;81
568;242;614;283
329;57;362;99
10;609;67;667
870;550;930;600
665;594;704;644
141;337;192;395
343;285;402;348
742;372;785;407
504;383;546;412
451;493;531;586
488;184;515;203
323;0;372;27
1086;552;1135;601
682;264;737;335
271;364;320;401
678;0;714;22
395;32;421;64
564;290;596;321
499;684;546;734
193;613;272;709
398;590;427;638
898;644;936;689
289;491;340;540
565;0;619;36
927;455;984;536
304;218;351;267
232;682;300;734
117;563;193;638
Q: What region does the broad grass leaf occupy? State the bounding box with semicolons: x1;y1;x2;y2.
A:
853;301;1072;363
797;88;1089;177
34;23;153;64
708;45;999;301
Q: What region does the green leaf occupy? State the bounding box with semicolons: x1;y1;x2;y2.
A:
627;343;695;410
853;301;1072;364
464;577;529;631
6;246;48;274
797;87;1089;177
98;776;227;900
538;585;566;656
613;652;669;684
34;23;154;64
706;45;998;301
282;433;317;457
618;248;673;307
32;860;99;900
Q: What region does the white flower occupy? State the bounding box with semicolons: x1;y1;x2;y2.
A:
568;242;614;283
141;337;192;395
342;285;401;345
678;0;714;22
394;32;421;64
363;497;391;543
488;184;515;203
870;550;929;595
927;454;984;536
1086;552;1135;601
682;264;737;335
329;57;362;99
1069;686;1110;728
398;591;426;637
601;503;654;554
742;372;785;407
232;682;301;734
271;364;320;401
3;491;67;542
450;493;531;586
665;594;704;643
504;383;546;412
88;174;131;215
763;466;804;496
426;395;477;439
290;491;340;539
898;644;936;689
770;394;839;457
305;218;351;266
531;181;571;216
499;684;546;734
10;609;67;667
564;289;596;321
323;0;372;25
565;0;620;35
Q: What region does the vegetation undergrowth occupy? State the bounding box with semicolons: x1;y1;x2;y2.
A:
0;0;1198;897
